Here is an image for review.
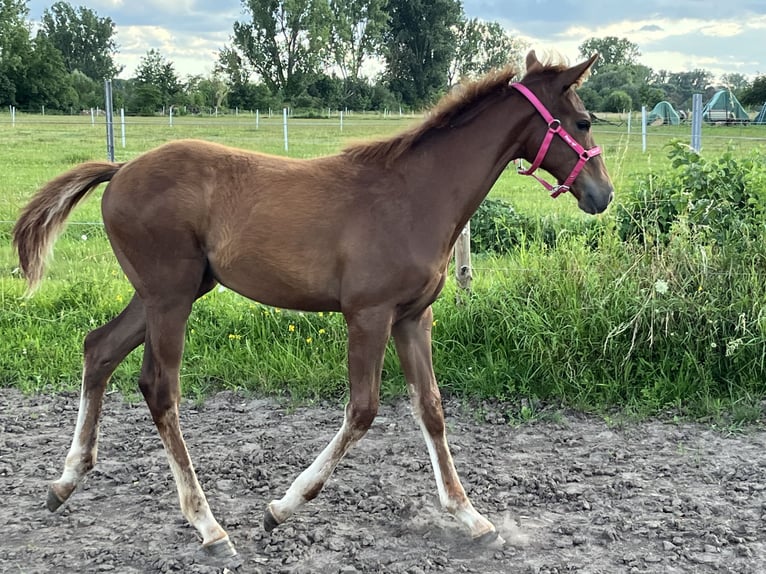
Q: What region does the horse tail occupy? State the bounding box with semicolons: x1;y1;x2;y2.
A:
13;161;124;294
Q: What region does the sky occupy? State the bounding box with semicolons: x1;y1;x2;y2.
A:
25;0;766;81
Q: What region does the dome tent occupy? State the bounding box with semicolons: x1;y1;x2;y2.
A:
754;103;766;125
646;101;680;125
702;90;750;123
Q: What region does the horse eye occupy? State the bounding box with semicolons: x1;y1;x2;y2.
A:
576;120;591;131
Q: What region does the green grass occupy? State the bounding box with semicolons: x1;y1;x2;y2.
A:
2;112;766;420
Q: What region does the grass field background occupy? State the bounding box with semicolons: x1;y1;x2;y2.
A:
2;111;765;421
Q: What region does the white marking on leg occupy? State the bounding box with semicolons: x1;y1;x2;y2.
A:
154;408;227;546
54;379;97;493
416;416;496;539
163;449;228;546
269;412;363;524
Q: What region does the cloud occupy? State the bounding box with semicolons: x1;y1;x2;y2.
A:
24;0;766;79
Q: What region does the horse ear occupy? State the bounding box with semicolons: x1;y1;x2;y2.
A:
526;50;542;73
559;53;599;91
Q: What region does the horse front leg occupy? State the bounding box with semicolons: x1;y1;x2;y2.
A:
392;306;499;542
264;306;393;531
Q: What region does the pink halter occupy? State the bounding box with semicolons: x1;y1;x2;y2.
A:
511;82;602;198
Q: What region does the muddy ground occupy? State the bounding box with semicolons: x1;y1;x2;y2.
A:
1;388;765;574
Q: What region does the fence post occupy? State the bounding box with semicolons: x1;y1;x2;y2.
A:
283;108;289;152
120;108;126;148
455;222;472;298
104;79;115;161
691;93;703;152
641;106;647;152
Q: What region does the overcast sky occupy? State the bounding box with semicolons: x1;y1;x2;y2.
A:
25;0;766;80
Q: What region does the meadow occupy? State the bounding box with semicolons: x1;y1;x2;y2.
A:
2;111;766;421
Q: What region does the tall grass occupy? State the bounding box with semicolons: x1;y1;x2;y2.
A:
1;114;765;419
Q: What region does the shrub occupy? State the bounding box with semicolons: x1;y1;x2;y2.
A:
616;141;766;247
471;197;604;254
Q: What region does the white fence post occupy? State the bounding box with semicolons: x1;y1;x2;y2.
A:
455;222;472;297
120;108;126;148
691;93;703;152
641;106;647;152
283;108;289;152
104;79;115;161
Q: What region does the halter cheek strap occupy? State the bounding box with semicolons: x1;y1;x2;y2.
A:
510;82;602;198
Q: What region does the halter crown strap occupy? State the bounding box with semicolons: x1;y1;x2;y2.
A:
510;82;602;198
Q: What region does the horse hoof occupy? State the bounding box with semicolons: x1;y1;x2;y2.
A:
46;486;66;512
263;504;280;532
203;536;238;560
474;529;504;547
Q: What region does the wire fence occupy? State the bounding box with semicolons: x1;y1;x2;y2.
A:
3;110;766;231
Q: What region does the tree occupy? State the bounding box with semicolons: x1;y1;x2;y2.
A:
720;72;751;99
68;69;101;109
740;75;766;107
15;32;76;110
231;0;330;101
328;0;386;81
578;37;640;73
449;18;526;85
603;90;632;113
383;0;462;108
186;73;230;110
39;1;121;80
0;0;30;104
663;69;714;109
133;49;182;111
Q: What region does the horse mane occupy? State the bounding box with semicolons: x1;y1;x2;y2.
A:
343;65;520;165
342;54;587;166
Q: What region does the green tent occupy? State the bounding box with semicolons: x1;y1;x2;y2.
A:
646;101;680;125
754;103;766;125
702;90;750;123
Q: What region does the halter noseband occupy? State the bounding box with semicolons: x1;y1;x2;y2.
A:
511;82;602;198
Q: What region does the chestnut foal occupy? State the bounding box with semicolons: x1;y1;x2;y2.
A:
13;51;612;561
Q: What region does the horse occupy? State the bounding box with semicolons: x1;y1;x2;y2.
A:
12;51;613;562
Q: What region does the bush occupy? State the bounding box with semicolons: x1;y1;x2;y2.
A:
471;197;603;254
616;141;766;247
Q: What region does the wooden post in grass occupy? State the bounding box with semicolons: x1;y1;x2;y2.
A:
455;222;472;299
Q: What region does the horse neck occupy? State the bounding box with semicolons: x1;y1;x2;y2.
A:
406;93;531;241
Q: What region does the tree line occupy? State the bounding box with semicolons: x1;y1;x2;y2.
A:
1;0;765;115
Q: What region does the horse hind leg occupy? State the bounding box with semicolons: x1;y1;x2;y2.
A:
392;307;499;543
48;294;146;511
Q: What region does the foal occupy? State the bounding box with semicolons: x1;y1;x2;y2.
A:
13;51;613;560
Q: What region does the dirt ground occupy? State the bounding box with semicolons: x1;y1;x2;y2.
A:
1;388;765;574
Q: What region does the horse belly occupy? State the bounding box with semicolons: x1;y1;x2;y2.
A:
208;248;343;312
